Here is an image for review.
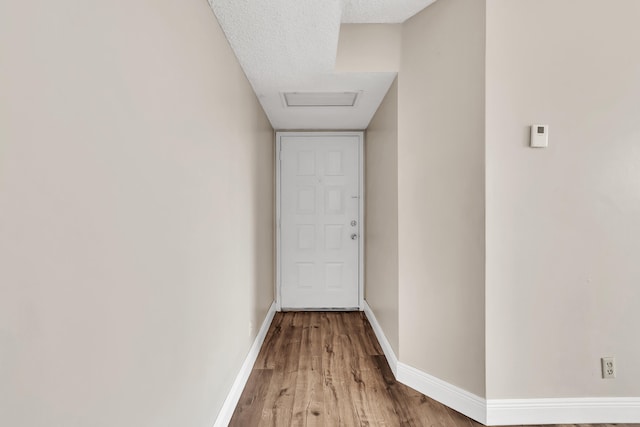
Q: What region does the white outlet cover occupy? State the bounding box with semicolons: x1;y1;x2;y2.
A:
601;357;616;379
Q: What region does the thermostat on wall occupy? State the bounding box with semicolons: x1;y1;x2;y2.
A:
530;125;549;148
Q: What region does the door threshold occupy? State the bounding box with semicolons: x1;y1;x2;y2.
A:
280;307;360;312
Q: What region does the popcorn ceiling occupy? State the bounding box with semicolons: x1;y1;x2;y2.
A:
209;0;436;129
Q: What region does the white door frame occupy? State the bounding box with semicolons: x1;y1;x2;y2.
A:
275;131;365;311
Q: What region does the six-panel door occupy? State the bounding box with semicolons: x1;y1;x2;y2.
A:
279;134;360;309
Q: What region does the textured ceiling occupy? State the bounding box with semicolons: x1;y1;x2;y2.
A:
208;0;437;130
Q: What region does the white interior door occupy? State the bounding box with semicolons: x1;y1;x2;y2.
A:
278;133;362;310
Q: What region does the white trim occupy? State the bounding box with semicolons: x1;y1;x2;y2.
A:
363;304;640;426
211;301;640;427
357;134;365;311
362;301;486;424
213;302;277;427
275;131;365;311
397;363;487;424
363;301;398;377
486;397;640;425
275;135;282;312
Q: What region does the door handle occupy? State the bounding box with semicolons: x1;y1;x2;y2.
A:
351;233;358;240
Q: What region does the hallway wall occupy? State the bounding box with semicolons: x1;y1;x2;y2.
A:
397;0;487;398
336;24;402;72
0;0;274;426
365;78;400;356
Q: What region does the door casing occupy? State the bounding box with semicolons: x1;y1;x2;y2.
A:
275;131;365;311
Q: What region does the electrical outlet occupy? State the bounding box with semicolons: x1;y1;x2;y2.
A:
601;357;616;379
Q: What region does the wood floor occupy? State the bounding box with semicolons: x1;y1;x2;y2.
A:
229;311;637;427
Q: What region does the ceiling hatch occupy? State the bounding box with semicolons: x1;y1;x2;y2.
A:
282;91;360;107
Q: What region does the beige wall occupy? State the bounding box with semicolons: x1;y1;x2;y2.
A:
0;0;274;425
336;24;402;72
361;0;640;407
365;78;400;356
398;0;486;397
486;0;640;399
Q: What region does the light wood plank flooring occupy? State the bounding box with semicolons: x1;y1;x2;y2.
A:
230;311;637;427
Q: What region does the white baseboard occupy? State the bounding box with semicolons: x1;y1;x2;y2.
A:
363;301;486;424
486;397;640;425
213;302;277;427
217;302;640;427
363;301;398;377
397;362;487;424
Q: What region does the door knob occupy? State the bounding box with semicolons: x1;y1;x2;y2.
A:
351;220;357;226
351;233;358;240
